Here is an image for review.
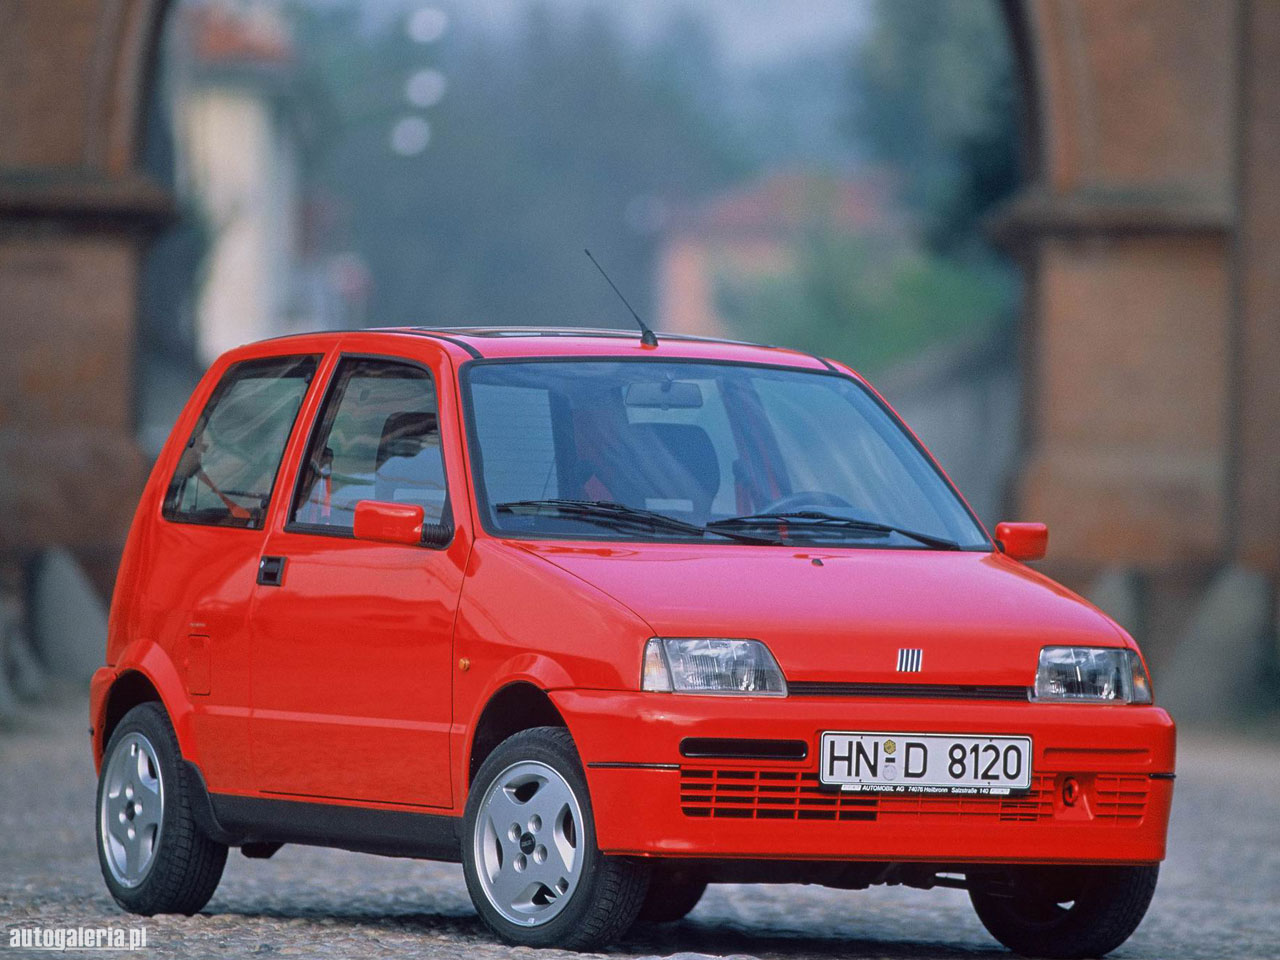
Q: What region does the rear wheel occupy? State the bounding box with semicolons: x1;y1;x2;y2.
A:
968;865;1159;958
462;727;650;949
637;865;707;922
96;702;227;915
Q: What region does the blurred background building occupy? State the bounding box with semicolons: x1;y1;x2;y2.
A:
0;0;1276;725
138;0;366;454
655;171;909;339
176;1;305;367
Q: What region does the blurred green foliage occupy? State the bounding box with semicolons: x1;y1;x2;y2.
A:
719;0;1021;372
851;0;1021;253
721;234;1017;375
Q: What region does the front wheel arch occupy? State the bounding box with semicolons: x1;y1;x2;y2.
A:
467;682;567;786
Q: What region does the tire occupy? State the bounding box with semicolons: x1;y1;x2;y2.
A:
968;865;1159;959
96;702;228;915
462;726;650;949
637;865;707;923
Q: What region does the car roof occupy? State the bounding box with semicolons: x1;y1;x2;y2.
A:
253;326;840;371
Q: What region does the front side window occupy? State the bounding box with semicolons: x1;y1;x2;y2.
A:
291;358;449;533
464;360;989;550
164;355;318;528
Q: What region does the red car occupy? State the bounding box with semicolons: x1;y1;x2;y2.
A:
91;328;1174;958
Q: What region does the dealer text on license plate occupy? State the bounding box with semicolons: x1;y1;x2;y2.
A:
819;732;1033;795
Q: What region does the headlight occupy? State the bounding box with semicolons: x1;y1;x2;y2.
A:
1032;646;1153;704
641;638;787;696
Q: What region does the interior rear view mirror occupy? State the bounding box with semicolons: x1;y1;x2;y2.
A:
624;379;703;409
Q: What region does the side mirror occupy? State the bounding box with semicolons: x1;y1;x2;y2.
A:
353;501;425;546
995;522;1048;562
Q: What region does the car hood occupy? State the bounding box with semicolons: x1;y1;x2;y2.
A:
515;542;1127;687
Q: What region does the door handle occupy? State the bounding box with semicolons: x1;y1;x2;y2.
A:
257;555;286;586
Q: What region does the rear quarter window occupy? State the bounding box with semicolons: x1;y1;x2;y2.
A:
163;355;318;528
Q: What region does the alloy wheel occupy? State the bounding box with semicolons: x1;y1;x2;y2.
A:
473;760;584;926
99;732;165;888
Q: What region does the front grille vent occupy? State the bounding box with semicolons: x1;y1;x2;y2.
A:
1094;775;1149;824
680;737;809;761
679;768;1056;823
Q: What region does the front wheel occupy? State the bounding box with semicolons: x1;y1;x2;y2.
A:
969;865;1159;958
462;727;650;949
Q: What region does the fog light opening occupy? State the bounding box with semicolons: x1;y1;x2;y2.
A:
1061;777;1080;807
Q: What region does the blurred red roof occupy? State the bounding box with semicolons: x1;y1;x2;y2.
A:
668;172;900;240
185;3;293;67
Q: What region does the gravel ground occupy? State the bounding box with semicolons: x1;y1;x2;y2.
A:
2;692;1277;960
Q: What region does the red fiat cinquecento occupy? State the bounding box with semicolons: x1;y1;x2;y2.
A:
91;327;1174;958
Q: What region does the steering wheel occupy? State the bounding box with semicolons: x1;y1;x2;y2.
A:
758;491;855;514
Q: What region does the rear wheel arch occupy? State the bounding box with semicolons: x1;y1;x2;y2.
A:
99;659;198;770
101;671;165;760
101;640;203;764
468;682;568;786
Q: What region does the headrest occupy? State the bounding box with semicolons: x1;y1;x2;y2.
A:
626;422;719;510
377;411;438;468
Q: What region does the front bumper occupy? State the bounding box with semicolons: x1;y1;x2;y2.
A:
552;690;1175;865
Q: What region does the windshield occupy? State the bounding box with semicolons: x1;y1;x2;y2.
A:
463;360;990;549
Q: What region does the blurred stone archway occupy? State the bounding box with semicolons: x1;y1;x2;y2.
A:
0;0;171;593
0;1;1276;688
1000;0;1279;588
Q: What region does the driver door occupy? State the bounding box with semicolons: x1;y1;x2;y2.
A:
248;351;467;808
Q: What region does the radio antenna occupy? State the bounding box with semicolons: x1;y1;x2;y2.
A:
584;248;658;347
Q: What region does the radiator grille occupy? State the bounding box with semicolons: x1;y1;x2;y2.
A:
786;682;1030;701
679;768;1056;823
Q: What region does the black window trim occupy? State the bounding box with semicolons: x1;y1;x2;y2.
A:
161;353;322;532
457;354;994;552
398;329;483;359
282;352;456;550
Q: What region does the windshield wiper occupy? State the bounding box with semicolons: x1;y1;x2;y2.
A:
495;499;779;544
706;510;960;550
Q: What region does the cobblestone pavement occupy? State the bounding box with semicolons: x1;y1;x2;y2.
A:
2;693;1277;960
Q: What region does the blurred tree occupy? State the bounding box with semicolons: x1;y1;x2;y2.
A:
714;0;1022;374
285;0;744;328
648;5;725;126
850;0;1020;251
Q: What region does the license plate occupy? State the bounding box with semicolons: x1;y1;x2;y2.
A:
819;731;1033;795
